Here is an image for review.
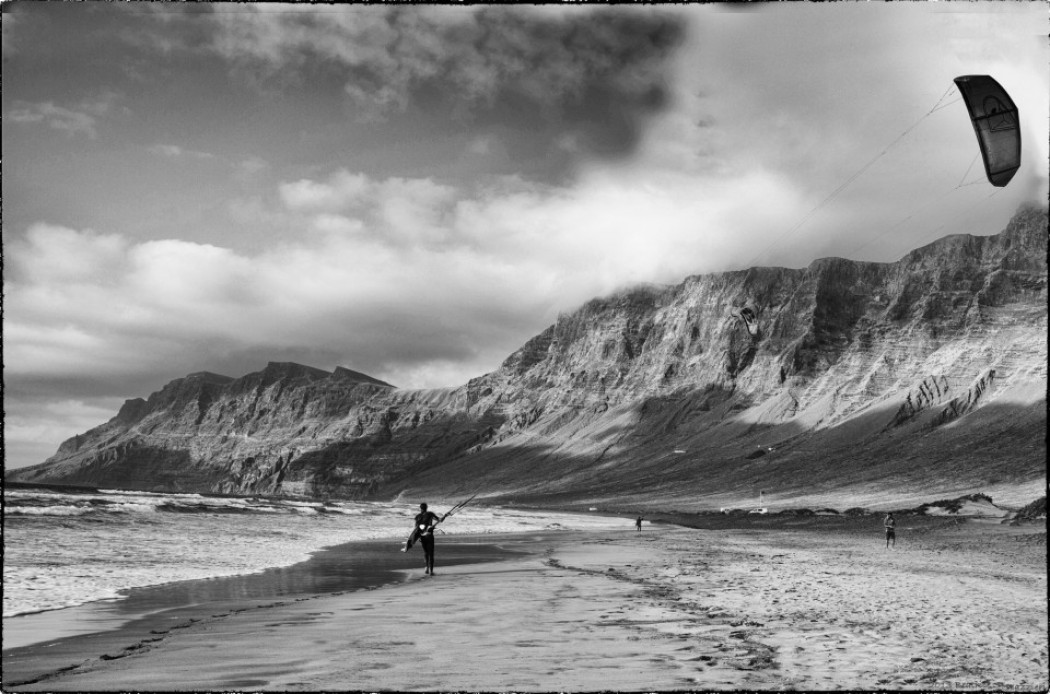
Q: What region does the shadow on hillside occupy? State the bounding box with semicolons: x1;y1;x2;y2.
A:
11;391;1043;507
374;394;1045;508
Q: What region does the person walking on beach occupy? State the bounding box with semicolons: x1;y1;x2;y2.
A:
635;516;643;531
412;502;441;575
884;512;896;548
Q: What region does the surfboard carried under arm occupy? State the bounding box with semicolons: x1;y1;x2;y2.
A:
403;525;423;551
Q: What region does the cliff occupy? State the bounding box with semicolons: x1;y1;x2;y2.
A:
10;206;1047;510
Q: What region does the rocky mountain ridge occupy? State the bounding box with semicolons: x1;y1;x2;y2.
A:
10;205;1047;510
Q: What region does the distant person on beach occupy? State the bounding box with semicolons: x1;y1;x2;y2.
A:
409;502;442;575
884;512;896;548
636;516;643;531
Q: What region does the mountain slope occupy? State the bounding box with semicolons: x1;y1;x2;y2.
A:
10;206;1047;510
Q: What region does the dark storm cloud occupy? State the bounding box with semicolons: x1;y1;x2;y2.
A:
213;7;685;165
436;8;682;159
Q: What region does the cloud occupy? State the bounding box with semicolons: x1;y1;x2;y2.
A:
211;6;684;158
7;92;123;139
4;397;124;471
9;224;129;284
279;170;460;249
1;8;24;59
8;101;100;138
468;136;492;156
148;143;215;159
5;162;805;415
236;156;270;178
278;170;371;212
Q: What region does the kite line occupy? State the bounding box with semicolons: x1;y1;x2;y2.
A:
742;86;960;270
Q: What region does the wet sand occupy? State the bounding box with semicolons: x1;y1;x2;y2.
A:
4;518;1046;691
3;535;522;686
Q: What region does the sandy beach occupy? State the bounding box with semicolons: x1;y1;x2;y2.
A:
4;516;1046;692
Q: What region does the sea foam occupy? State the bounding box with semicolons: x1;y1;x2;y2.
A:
3;488;625;618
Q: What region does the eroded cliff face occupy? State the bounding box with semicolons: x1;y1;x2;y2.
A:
11;206;1047;508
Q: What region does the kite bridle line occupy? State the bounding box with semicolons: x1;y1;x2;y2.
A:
742;86;961;272
840;140;993;260
842;150;978;259
844;180;1003;262
899;186;1003;253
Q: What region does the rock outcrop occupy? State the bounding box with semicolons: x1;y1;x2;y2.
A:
10;206;1047;509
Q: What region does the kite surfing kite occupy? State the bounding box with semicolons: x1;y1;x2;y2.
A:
745;74;1021;268
953;75;1020;187
743;74;1022;268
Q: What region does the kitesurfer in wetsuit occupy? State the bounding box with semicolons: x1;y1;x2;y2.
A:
414;502;441;575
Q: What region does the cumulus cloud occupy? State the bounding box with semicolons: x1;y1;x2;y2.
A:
5;162;805;411
278;170;371;212
10;224;129;284
279;170;460;249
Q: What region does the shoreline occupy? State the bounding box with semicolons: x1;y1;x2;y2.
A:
5;518;1045;691
2;531;534;686
3;487;635;625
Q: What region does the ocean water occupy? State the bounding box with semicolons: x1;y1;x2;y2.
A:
3;486;626;619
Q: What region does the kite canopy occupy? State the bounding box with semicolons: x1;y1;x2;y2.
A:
953;75;1020;187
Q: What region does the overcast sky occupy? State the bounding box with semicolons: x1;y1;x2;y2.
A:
3;3;1047;470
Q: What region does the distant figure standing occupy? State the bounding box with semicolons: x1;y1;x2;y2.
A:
405;502;442;575
635;516;643;531
884;512;896;548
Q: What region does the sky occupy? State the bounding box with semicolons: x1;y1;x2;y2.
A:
3;3;1047;470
